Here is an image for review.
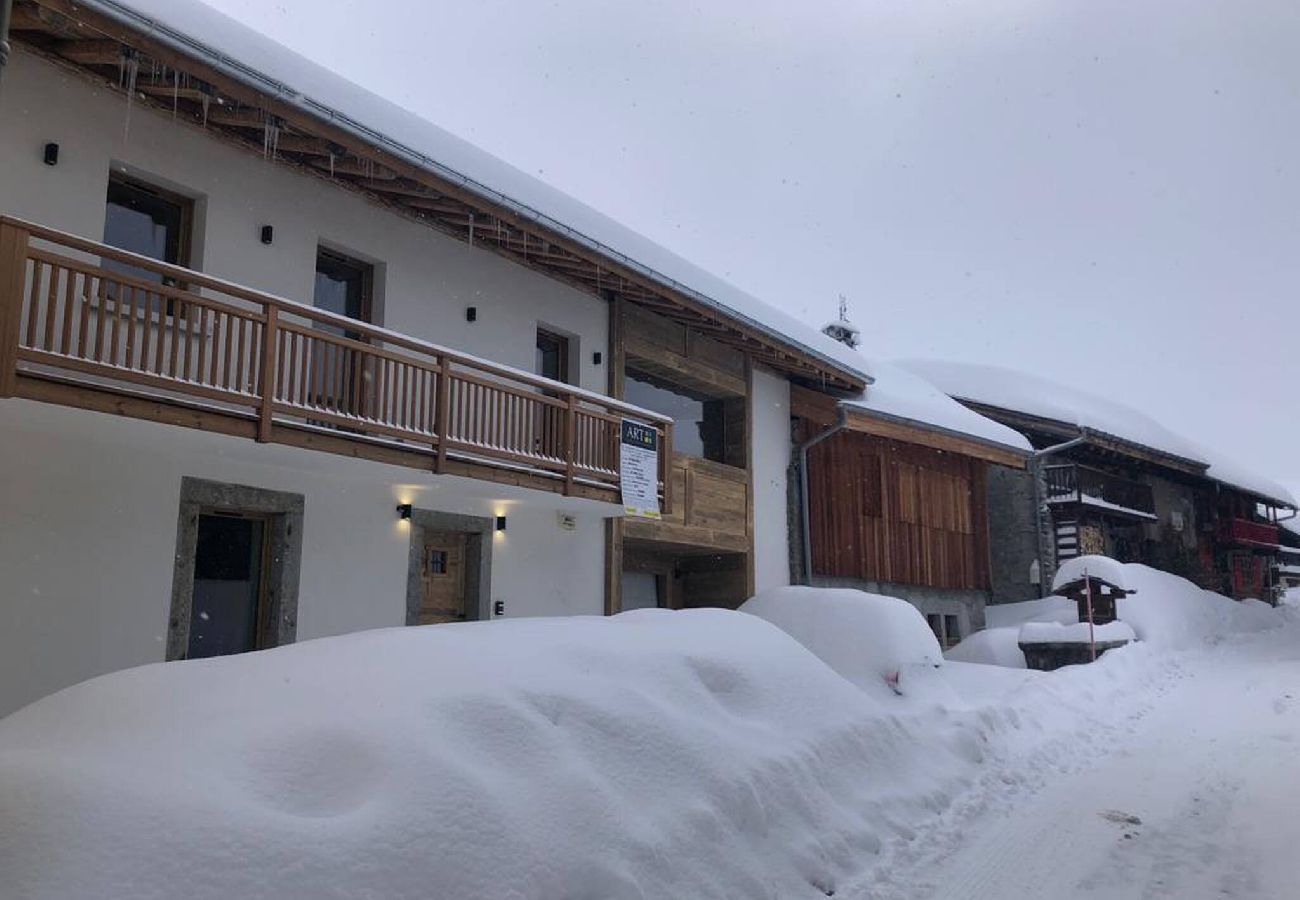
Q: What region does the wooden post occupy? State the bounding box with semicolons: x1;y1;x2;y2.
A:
433;354;451;473
256;304;278;442
563;392;577;495
0;222;29;398
603;291;626;616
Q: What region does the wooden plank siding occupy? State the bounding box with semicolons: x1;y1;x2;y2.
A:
807;431;991;591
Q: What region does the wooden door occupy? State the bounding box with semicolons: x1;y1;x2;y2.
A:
419;531;468;624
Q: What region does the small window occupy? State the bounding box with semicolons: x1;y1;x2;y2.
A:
104;172;194;274
943;615;961;648
536;328;571;384
313;247;373;339
428;549;448;575
926;613;943;642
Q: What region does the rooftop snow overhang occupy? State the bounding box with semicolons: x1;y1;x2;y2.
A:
836;404;1030;469
954;399;1209;476
8;0;868;393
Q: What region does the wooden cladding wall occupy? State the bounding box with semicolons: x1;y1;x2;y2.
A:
808;432;991;591
623;452;749;553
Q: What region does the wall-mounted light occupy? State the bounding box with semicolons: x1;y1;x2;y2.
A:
43;143;59;166
466;306;478;323
260;225;274;245
592;351;603;365
495;515;507;532
397;503;413;520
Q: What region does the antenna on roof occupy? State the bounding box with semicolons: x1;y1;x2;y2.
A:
822;294;861;349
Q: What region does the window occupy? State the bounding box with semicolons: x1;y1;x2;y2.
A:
313;247;373;338
104;172;194;275
623;370;745;467
536;328;571;384
103;172;195;314
943;615;961;648
188;512;270;659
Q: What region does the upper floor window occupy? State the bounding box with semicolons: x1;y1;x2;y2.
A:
104;171;194;290
313;247;373;339
536;328;571;384
623;370;744;468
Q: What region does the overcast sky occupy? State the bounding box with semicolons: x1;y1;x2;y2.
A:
203;0;1300;487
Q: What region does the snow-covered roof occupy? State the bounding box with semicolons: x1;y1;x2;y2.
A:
900;360;1297;508
840;360;1032;454
88;0;870;386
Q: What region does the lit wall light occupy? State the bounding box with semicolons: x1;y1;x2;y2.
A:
495;515;507;532
397;504;413;520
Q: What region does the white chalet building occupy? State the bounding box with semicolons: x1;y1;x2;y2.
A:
0;0;869;714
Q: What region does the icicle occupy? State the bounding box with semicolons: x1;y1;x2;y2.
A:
262;116;282;161
172;68;179;119
328;152;335;178
200;93;210;128
121;52;140;142
468;212;475;247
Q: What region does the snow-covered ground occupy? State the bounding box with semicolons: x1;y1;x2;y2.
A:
0;574;1293;899
850;598;1300;899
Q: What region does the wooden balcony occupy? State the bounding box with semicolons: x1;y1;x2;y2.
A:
0;216;672;507
1217;517;1279;547
1043;464;1156;520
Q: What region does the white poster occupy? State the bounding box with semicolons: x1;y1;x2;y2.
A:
620;419;661;519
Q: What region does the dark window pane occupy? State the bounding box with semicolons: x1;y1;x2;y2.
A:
189;515;264;659
103;175;192;315
313;248;371;338
536;330;569;383
623;373;707;458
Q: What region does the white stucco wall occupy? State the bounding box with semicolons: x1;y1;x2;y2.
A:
0;50;607;391
750;366;792;593
0;400;609;716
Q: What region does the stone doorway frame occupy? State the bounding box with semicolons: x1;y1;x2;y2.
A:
405;509;494;624
166;477;304;661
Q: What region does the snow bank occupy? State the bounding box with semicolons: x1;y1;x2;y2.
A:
740;586;949;703
840;360;1031;453
953;557;1280;667
0;609;992;900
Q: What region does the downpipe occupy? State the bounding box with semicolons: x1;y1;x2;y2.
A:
796;409;847;586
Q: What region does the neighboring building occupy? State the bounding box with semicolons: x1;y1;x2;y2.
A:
791;360;1031;647
0;0;869;714
901;360;1298;605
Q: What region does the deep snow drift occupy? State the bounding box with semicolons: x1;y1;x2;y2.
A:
947;557;1278;668
0;577;1285;899
0;608;1039;900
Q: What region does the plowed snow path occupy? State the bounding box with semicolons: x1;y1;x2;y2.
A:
857;627;1300;899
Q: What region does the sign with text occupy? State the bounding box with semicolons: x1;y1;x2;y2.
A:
619;419;661;519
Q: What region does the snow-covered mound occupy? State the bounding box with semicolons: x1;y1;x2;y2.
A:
1019;620;1138;645
0;609;970;900
950;558;1280;667
740;586;950;702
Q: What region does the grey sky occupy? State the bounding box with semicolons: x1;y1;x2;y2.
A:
202;0;1300;487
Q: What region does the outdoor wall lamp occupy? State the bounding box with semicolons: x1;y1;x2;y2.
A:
43;143;59;166
466;306;477;322
396;504;412;520
495;515;507;532
260;224;274;245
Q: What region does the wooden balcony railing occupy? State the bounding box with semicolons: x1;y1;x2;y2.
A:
1218;517;1279;547
1043;463;1156;519
0;216;672;508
